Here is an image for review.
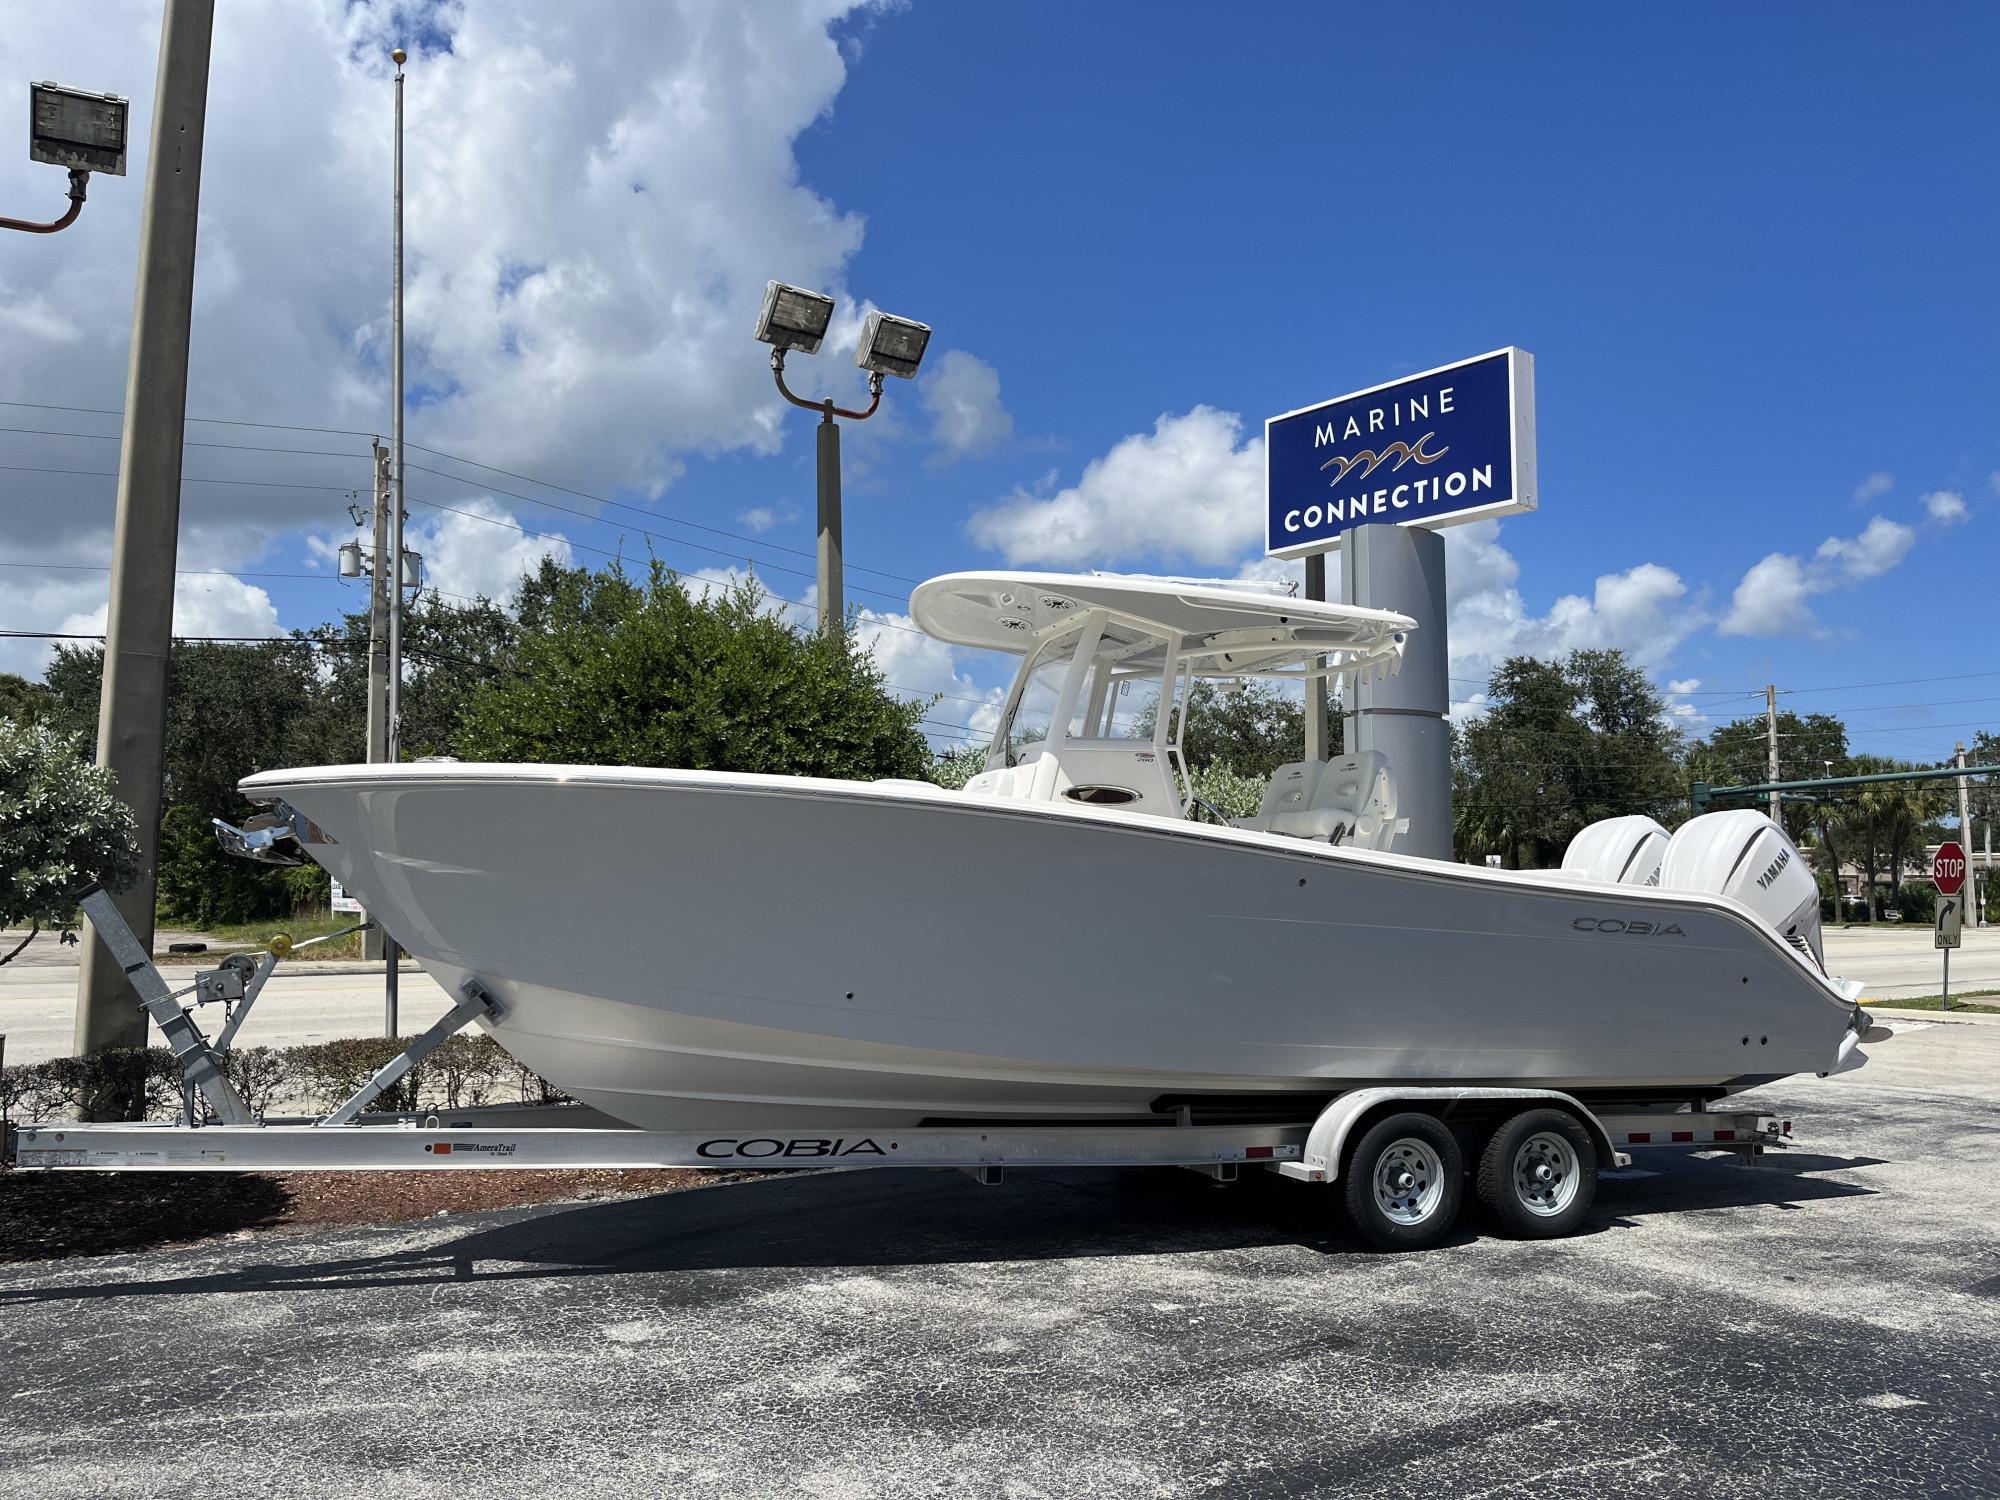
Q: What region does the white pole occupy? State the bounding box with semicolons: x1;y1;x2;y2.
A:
1955;742;1975;928
382;47;407;1038
1765;684;1781;826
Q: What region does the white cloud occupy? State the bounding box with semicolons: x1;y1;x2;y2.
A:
0;1;893;569
852;607;1008;746
57;574;281;648
736;505;798;535
1440;520;1703;703
1718;515;1915;636
1852;471;1894;503
1668;677;1702;695
1814;516;1914;580
405;497;572;606
1922;490;1970;525
920;351;1014;463
967;406;1263;567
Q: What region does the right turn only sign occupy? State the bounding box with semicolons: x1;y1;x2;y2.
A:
1935;840;1967;951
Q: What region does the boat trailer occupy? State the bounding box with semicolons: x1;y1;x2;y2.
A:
6;889;1790;1249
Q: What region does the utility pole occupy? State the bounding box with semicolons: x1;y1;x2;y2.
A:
363;439;391;962
1956;741;1977;929
1765;684;1781;827
73;0;215;1098
1303;553;1328;762
381;46;408;1037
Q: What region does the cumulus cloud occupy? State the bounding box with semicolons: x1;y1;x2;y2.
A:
0;1;887;575
404;497;573;606
58;574;281;649
1442;520;1704;703
1718;516;1915;637
1922;490;1969;525
736;505;799;535
1852;471;1894;504
920;351;1014;463
967;406;1263;567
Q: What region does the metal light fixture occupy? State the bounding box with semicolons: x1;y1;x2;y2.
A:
30;82;129;174
756;280;932;636
855;309;931;380
4;81;128;235
753;280;837;355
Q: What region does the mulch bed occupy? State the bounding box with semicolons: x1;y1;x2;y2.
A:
0;1166;712;1265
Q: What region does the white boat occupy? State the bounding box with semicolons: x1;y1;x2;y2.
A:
236;571;1874;1133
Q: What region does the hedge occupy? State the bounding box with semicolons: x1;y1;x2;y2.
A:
1;1033;564;1130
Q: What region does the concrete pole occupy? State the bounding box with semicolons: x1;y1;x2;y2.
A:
73;0;216;1082
1303;552;1328;763
1765;685;1781;828
1956;742;1976;929
816;413;843;633
362;439;390;962
382;48;407;1037
1341;524;1450;860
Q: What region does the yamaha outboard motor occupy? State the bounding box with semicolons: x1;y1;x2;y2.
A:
1660;810;1825;970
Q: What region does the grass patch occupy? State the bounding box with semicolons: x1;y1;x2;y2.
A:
154;911;368;963
1866;989;2000;1013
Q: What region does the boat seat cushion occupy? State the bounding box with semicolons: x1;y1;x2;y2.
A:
1229;762;1323;833
1269;752;1399;850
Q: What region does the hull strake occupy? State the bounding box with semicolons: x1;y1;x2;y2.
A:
245;764;1865;1130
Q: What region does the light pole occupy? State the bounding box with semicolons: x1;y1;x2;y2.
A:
2;81;127;234
383;44;409;1034
753;281;930;633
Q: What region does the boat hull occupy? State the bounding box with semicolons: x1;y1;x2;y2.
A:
243;764;1867;1129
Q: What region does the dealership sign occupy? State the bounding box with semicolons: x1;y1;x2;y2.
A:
1265;347;1536;559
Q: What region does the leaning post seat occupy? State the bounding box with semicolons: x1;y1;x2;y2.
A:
1267;752;1403;850
1560;815;1670;886
1229;762;1324;833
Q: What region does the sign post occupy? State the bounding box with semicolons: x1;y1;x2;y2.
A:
1934;842;1967;1009
1266;349;1535;860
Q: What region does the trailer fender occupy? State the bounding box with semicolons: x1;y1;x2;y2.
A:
1289;1086;1619;1184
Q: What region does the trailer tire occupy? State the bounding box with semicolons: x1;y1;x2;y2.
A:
1477;1108;1597;1239
1341;1112;1464;1251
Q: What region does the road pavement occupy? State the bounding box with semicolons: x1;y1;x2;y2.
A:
1;1014;1995;1496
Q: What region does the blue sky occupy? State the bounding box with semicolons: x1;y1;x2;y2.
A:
3;2;1993;763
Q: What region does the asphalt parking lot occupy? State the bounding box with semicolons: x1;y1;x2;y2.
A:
3;1020;1997;1499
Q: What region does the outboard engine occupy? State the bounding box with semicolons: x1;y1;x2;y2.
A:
1659;810;1824;970
1561;815;1669;886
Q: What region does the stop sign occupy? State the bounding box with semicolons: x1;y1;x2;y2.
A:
1934;842;1968;896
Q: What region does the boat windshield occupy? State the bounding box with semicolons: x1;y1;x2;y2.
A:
994;616;1189;773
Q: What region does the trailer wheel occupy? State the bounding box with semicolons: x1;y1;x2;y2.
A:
1341;1112;1464;1251
1476;1108;1597;1239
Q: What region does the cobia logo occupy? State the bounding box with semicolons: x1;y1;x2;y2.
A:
1572;917;1686;937
696;1136;889;1159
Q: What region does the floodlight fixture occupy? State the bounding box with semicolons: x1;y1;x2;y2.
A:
30;82;129;175
855;310;931;380
753;280;837;355
5;81;127;234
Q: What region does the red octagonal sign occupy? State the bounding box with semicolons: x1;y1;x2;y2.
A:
1934;841;1968;896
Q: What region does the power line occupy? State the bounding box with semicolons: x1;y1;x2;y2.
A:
0;398;372;438
0;407;925;586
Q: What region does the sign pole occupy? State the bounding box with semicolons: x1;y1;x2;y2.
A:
1933;842;1966;1010
1341;525;1451;859
1304;553;1328;762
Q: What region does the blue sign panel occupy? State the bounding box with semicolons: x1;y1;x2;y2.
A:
1265;347;1535;559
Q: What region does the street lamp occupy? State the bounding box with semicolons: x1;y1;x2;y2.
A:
754;279;931;632
3;81;127;234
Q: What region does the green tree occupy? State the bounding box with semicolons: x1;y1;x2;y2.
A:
0;673;50;726
1454;650;1686;867
0;721;140;965
452;562;929;778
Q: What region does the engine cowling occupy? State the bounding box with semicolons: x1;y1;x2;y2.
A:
1660;810;1824;970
